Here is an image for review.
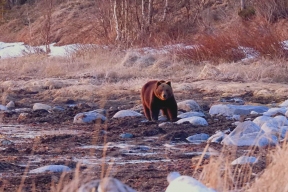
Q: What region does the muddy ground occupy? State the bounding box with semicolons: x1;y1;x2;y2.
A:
0;88;280;192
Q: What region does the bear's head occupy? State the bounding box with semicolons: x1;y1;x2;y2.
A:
154;81;174;100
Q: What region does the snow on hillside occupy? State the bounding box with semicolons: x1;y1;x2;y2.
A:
0;41;287;59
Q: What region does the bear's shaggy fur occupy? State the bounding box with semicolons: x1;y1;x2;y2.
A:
141;80;178;121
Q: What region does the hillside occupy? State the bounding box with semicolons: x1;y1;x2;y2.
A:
0;0;288;48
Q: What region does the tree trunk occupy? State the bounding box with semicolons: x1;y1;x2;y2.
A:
162;0;168;21
240;0;245;10
113;0;121;41
141;0;145;32
148;0;153;25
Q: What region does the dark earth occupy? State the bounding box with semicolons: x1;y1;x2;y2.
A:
0;88;280;192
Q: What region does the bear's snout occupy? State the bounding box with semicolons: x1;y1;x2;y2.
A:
162;93;168;100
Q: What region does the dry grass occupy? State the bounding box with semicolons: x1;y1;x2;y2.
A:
1;46;288;86
247;141;288;192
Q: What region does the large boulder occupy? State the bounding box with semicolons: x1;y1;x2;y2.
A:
177;111;205;119
33;103;52;112
209;104;269;116
29;165;71;174
177;100;201;112
176;116;208;126
221;121;278;147
263;107;287;116
112;110;142;118
73;110;107;124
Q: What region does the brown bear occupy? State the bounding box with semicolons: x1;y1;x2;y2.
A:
141;80;178;122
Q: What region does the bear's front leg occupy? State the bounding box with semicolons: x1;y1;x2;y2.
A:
150;108;160;121
143;105;152;120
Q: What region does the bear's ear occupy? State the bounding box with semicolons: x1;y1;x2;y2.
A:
156;81;162;87
166;81;171;86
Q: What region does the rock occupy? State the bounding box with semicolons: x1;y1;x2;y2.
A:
78;178;137;192
220;97;245;105
159;122;172;127
177;100;201;112
226;115;241;121
33;103;52;112
1;139;14;146
73;110;107;124
17;113;29;122
261;120;279;135
279;99;288;107
280;126;288;139
0;105;8;111
29;165;71;174
253;116;274;127
231;156;258;165
273;115;288;126
112;110;142;118
14;108;32;113
209;104;269;117
186;133;210;144
176;116;208;126
207;131;225;143
166;172;216;192
120;133;134;138
158;116;168;121
6;101;15;109
177;111;205;119
50;106;65;112
263;107;286;116
254;89;273;97
221;121;278;147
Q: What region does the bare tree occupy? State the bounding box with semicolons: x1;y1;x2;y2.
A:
162;0;168;21
240;0;245;10
42;0;52;53
113;0;121;41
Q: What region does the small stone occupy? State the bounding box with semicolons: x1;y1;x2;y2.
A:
186;133;210;144
17;113;29;122
231;156;258;165
120;133;134;138
1;139;14;146
6;101;15;109
0;105;8;111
